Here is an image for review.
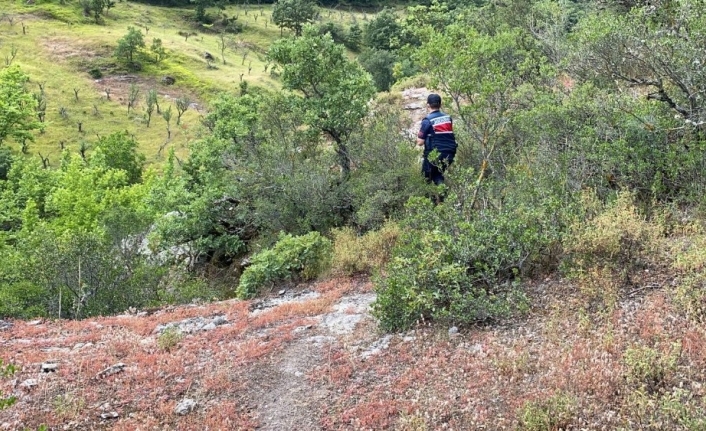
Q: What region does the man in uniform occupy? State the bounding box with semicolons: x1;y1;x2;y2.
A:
416;93;457;187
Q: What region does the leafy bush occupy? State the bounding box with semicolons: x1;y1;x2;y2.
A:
518;392;576;431
623;343;680;394
329;222;400;276
0;281;47;319
236;232;332;299
88;68;103;79
358;48;397;92
563;191;661;282
372;189;561;331
157;326;183;352
0;359;17;410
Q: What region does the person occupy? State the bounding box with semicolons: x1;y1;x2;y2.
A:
416;93;457;187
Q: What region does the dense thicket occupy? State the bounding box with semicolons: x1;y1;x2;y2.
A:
3;0;706;327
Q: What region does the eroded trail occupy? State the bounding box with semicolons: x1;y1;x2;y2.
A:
245;285;377;430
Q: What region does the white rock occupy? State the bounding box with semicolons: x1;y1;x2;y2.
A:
175;398;197;415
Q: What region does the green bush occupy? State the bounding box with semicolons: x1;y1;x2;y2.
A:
518;392;576;431
371;190;559;331
0;281;47;319
329;222;400;276
88;68;103;79
563;191;661;281
236;232;332;299
0;359;17;410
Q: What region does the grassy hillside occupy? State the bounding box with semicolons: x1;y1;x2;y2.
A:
0;0;368;165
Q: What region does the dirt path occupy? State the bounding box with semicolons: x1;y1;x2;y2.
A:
246;289;377;430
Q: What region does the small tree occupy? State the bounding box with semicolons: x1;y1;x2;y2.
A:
150;38;166;63
94;131;146;184
272;0;317;37
175;96;190;125
0;66;43;145
145;89;158;126
115;27;145;66
162;105;172;138
218;32;228;65
127;84;139;114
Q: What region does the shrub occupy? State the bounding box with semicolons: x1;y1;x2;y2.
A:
329;221;400;276
157;326;183;352
372;192;553;331
0;360;16;410
0;281;47;319
88;68;103;79
623;343;680;394
563;191;661;283
518;392;576;431
236;232;332;299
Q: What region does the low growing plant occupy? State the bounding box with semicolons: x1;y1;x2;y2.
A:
518;392;576;431
236;231;332;299
329;221;400;276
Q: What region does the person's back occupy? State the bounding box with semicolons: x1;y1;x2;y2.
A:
416;94;457;186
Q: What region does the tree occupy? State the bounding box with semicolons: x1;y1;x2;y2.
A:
363;8;401;51
358;48;397;91
175;96;190;125
127;84;139;114
80;0;110;23
0;66;43;146
145;89;158;126
272;0;318;37
93;131;146;184
114;27;145;65
150;38;166;63
268;27;375;176
569;2;706;132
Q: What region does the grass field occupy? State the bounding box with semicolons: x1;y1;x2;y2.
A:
0;0;372;165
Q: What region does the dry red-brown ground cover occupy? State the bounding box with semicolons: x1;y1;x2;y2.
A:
2;272;706;430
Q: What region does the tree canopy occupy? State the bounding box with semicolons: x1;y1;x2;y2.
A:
0;67;43;146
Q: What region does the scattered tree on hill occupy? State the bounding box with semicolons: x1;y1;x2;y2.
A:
272;0;318;37
150;38;166;63
127;84;139;114
115;27;145;66
0;66;43;145
162;105;173;138
363;8;400;51
145;89;158;127
80;0;111;23
175;96;190;125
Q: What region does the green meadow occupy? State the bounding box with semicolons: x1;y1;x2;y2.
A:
0;0;367;165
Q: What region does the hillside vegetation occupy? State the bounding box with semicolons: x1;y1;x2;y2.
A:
4;0;706;428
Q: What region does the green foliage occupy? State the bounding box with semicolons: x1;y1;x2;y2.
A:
93;131;146;184
519;392;576;431
569;2;706;128
80;0;111;23
330;222;400;276
150;38;166;63
0;66;43;145
358;48;397;92
563;191;661;280
268;27;375;176
236;232;332;299
272;0;318;37
623;343;680;394
363;8;400;51
115;26;146;65
157;326;183;351
0;359;17;411
88;68;103;79
622;387;706;430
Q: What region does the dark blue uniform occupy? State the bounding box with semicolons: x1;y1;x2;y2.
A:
418;110;457;185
